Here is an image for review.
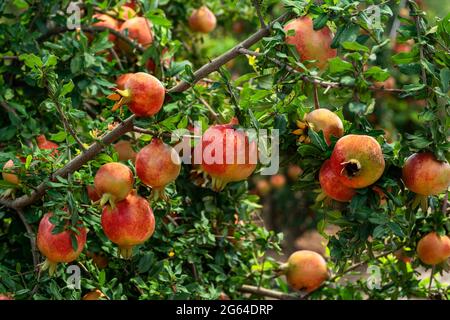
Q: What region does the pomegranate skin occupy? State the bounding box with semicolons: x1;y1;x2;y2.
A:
329;134;385;189
284;17;337;70
304;109;344;145
94;162;134;204
189;6;217;33
123;72;165;117
135;139;181;200
113;140;137;162
0;294;13;300
402;152;450;196
416;232;450;266
37;213;87;274
101;193;155;259
93;14;119;42
285;250;328;292
37;135;59;156
197;120;257;192
319;160;356;202
115;73;133;90
119;17;153;49
87;185;101;202
2;159;19;185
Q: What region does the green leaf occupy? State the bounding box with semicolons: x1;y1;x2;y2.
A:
342;41;369;52
60;81;75;96
328;57;353;74
313;14;329;30
364;66;390;82
439;68;450;93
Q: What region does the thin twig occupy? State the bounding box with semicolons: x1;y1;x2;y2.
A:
15;209;39;271
239;284;297;300
390;0;407;43
197;95;220;122
52;97;86;151
313;83;320;109
109;48;124;71
0;100;18;116
252;0;266;28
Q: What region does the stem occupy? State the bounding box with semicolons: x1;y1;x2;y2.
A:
239;284;297;300
313;83;320;109
252;0;266;28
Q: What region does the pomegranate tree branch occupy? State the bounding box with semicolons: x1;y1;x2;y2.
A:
38;26;145;53
15;208;39;270
238;48;406;93
0;100;18;116
168;12;293;94
52;98;86;151
252;0;266;28
239;284;297;300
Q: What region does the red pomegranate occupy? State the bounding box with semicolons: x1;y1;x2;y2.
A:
92;14;119;42
101;193;155;259
319;159;356;202
0;294;13;300
195;118;257;192
37;213;87;275
37;135;59;156
87;185;101;202
108;72;165;117
416;232;450;266
94;162;134;206
188;6;217;33
284;16;337;70
118;17;153;51
113;140;137;162
304;108;344;145
115;73;133;90
329;134;385;189
135;138;181;201
402;152;450;196
2;159;19;185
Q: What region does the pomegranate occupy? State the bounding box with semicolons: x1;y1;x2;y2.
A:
82;289;106;300
94;162;134;206
287;164;303;181
319;160;356;202
196;118;257;192
101;193;155;259
115;73;133;90
135;138;181;201
189;6;217;33
118;17;153;51
92;14;119;42
0;294;13;300
416;232;450;266
304;108;344;145
87;185;101;202
270;174;286;189
113;140;137;162
282;250;328;292
37;213;87;275
37;135;59;156
2;159;19;185
255;179;271;196
329;134;385;189
402;152;450;196
108;72;165;117
284;16;337;70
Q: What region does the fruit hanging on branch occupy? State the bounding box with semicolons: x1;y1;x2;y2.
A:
108;72;165;117
284;16;337;70
416;232;450;266
118;17;153;52
113;140;137;162
135;138;181;201
101;192;155;259
329;134;385;189
402;152;450;196
37;213;87;275
188;6;217;33
319;159;356;202
280;250;329;292
196;118;257;192
92;14;119;42
86;185;101;202
2;159;19;185
294;108;344;145
115;73;133;90
94;162;134;207
36;134;59;156
82;289;107;300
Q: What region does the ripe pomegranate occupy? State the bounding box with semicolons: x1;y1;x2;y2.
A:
115;73;133;90
195;118;257;192
94;162;134;206
135;138;181;201
87;185;101;202
255;179;271;196
282;250;328;292
101;193;155;259
37;135;59;156
0;294;13;300
108;72;165;117
118;17;153;51
319;160;356;202
329;134;385;189
393;41;413;53
124;0;137;10
287;164;303;181
113;140;137;162
92;14;119;42
416;232;450;266
37;213;87;275
2;159;19;185
374;76;396;90
270;174;286;189
402;152;450;196
304;108;344;145
82;289;106;300
189;6;217;33
284;16;337;70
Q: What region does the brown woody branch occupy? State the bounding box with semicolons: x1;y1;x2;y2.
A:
252;0;266;28
0;13;291;211
239;48;406;93
239;284;297;300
